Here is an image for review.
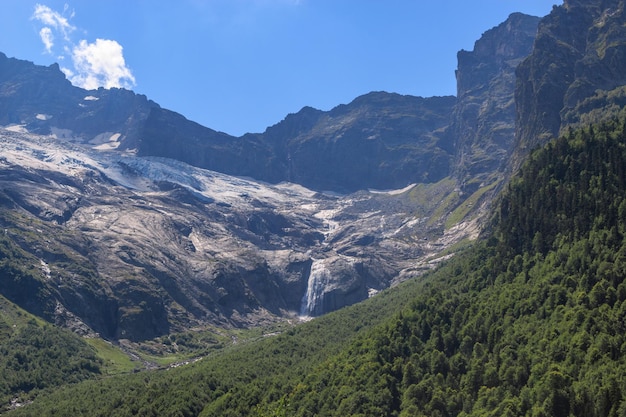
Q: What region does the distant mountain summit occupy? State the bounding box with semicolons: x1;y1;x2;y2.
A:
0;52;157;149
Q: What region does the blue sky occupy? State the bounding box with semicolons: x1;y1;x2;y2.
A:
1;1;559;136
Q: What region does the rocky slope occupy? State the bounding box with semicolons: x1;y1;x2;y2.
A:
0;126;470;341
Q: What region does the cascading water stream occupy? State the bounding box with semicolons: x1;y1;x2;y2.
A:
299;259;331;318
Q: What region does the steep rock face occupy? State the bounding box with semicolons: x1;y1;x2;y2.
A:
451;13;540;191
514;0;626;161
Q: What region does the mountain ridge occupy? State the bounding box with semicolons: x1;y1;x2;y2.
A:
514;0;626;167
0;10;539;194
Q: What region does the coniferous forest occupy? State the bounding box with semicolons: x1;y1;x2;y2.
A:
5;119;626;415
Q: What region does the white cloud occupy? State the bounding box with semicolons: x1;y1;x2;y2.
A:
39;27;54;53
31;4;136;91
32;4;75;41
69;39;136;90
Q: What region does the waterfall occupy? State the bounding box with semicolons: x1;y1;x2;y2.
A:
299;259;331;318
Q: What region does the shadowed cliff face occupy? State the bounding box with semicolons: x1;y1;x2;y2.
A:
262;93;456;193
451;13;540;192
514;0;626;166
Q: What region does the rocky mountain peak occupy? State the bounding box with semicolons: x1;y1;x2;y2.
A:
0;52;158;147
456;13;540;97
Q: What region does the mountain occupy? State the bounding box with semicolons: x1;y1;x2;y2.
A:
0;10;542;200
0;50;456;194
5;0;626;413
0;12;543;346
0;52;449;194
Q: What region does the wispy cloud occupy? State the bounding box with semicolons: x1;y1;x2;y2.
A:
39;27;54;53
31;3;136;90
32;4;75;45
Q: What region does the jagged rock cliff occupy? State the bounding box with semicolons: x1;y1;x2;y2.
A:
451;13;540;191
514;0;626;162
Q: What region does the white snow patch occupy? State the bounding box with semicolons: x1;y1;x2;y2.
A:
92;133;121;151
300;203;318;212
50;127;75;140
369;183;416;196
120;156;322;208
0;131;105;178
4;125;28;133
273;182;317;198
0;128;327;222
385;216;424;237
83;95;99;101
36;114;53;121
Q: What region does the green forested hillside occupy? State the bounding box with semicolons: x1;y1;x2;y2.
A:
282;119;626;416
5;267;425;416
0;233;104;412
0;296;103;412
8;119;626;416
